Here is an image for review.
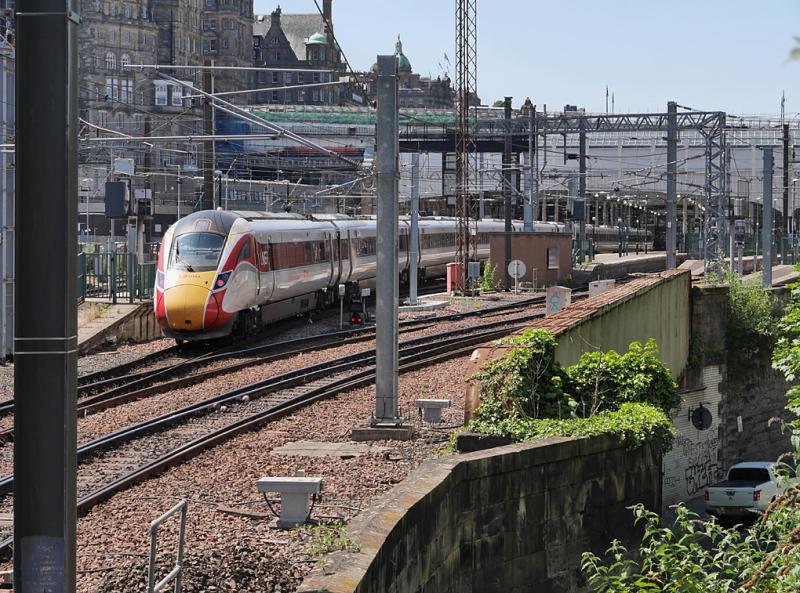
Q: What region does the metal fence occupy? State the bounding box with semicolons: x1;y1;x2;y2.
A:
77;251;157;303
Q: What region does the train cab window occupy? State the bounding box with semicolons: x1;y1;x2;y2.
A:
238;239;251;263
170;232;225;272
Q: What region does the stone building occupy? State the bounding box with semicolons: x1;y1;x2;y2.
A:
363;36;453;109
201;0;254;97
251;1;347;105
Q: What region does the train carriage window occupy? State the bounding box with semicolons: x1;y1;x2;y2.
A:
259;243;271;271
339;238;349;259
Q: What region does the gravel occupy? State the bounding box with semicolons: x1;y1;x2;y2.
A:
0;291;540;591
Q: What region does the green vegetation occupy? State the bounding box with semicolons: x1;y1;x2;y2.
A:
479;259;499;292
581;281;800;592
467;329;678;452
303;523;360;557
707;269;780;368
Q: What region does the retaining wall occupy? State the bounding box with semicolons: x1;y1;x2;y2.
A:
298;436;661;593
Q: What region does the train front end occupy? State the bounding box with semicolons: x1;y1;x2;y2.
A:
154;211;239;340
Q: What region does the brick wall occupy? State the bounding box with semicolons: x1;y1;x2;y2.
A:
298;436;661;593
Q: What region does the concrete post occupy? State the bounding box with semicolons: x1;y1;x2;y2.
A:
374;55;400;422
503;97;513;290
763;148;773;288
409;152;420;306
579;118;587;262
666;101;677;268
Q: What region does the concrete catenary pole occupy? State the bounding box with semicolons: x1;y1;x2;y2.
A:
524;107;534;231
374;55;399;422
784;123;791;262
409;152;420;306
202;66;215;211
579;117;587;262
15;0;79;590
666;101;677;269
503;97;513;290
763;148;774;288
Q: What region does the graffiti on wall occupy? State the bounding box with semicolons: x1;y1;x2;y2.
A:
675;435;721;496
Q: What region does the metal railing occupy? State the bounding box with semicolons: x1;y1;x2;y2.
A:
147;499;188;593
77;251;157;303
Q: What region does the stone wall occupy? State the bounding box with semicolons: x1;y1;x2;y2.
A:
298;436;661;593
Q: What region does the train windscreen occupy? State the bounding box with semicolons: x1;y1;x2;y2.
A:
169;232;225;272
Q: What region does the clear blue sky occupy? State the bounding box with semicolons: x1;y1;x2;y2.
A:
254;0;800;115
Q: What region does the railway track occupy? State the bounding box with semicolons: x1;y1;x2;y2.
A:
0;310;542;556
0;292;558;425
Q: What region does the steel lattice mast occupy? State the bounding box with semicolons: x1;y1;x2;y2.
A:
455;0;477;291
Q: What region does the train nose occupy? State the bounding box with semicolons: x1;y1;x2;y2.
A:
164;284;211;331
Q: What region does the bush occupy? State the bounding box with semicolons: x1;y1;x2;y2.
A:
566;339;680;417
479;259;498;292
472;329;574;420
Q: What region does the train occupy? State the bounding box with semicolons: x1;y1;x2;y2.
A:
154;210;651;341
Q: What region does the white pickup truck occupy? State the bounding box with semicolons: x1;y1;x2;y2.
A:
705;462;797;520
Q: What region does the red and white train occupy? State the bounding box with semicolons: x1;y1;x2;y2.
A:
154;210;649;341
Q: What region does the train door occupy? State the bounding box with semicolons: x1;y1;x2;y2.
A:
256;237;274;302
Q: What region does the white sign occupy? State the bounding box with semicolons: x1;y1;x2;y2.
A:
113;157;135;176
361;288;371;298
507;259;526;279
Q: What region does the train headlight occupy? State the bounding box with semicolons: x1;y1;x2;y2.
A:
214;271;232;290
156;271;164;291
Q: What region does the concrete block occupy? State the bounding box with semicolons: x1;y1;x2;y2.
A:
415;398;452;423
588;279;616;297
351;425;414;441
545;285;572;315
256;476;323;528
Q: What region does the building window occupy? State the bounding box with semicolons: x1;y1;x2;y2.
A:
285;72;293;84
121;79;133;103
172;85;183;106
141;5;147;18
123;4;130;18
105;52;116;70
108;29;116;43
272;91;279;102
117;113;124;129
312;72;320;83
223;18;233;29
105;77;114;100
298;72;304;83
272;71;279;84
120;54;130;70
312;89;320;102
154;83;168;106
123;30;131;45
95;0;101;11
98;111;109;127
110;4;117;17
547;247;559;269
222;38;228;49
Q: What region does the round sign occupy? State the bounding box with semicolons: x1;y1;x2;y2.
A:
508;259;526;279
690;406;713;431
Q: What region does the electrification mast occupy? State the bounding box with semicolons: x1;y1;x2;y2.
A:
454;0;477;291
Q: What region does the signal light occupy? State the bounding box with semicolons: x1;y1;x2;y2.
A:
214;271;232;290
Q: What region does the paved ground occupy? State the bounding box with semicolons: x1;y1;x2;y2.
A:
77;303;141;350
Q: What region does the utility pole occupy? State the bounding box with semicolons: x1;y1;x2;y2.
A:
524;107;534;231
15;0;78;591
503;96;512;290
578;117;587;262
666;101;677;269
409;152;420;306
373;55;400;424
784;123;790;262
763;148;774;288
202;67;214;211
